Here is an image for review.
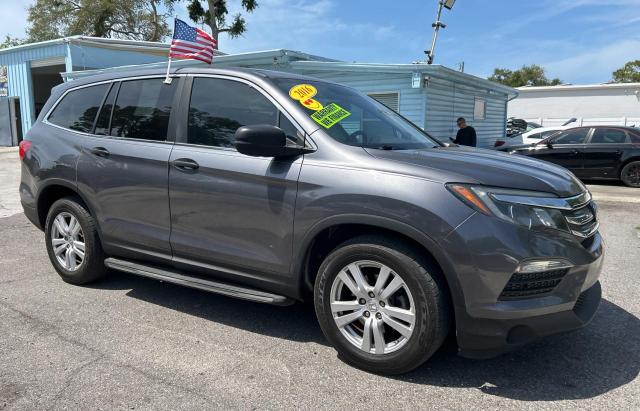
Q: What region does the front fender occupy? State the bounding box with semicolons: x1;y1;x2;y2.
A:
291;212;467;309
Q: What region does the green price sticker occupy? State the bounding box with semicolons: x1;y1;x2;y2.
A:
311;103;351;129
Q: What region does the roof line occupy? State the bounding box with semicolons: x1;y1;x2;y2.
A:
517;82;640;91
0;36;193;55
60;49;339;81
289;61;518;96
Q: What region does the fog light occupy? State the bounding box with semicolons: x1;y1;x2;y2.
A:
516;259;573;273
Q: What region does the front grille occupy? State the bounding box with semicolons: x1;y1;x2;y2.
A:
562;201;598;239
498;268;569;300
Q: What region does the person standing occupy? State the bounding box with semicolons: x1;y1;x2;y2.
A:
452;117;477;147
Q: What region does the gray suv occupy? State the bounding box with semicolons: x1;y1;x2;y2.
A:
19;67;603;374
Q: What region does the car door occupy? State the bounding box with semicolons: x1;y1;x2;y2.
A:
527;128;590;175
76;77;178;262
168;76;304;282
582;127;630;178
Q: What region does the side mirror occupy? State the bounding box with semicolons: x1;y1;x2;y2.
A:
235;125;310;157
546;141;554;149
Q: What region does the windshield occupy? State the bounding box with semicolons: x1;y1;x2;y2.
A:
272;78;441;150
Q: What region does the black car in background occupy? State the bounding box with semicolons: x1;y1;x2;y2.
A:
499;126;640;187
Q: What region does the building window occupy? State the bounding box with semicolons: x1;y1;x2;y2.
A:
368;92;400;112
474;98;486;120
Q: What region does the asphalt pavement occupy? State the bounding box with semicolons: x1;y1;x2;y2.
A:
0;148;639;410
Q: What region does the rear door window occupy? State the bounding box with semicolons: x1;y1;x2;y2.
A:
589;128;629;144
48;84;109;133
94;83;118;136
110;79;176;141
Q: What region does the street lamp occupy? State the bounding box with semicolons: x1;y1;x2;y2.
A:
425;0;457;64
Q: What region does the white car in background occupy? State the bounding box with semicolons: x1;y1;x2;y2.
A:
518;126;567;145
499;118;579;147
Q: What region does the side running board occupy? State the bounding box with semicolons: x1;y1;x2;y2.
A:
104;258;294;306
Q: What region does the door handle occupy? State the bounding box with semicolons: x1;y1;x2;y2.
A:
90;147;110;157
570;149;579;155
172;158;199;170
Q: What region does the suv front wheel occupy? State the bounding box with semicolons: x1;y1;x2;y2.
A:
314;235;451;374
44;197;108;284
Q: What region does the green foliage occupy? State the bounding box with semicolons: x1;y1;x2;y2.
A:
0;36;27;49
612;60;640;83
488;65;562;87
25;0;178;43
186;0;258;45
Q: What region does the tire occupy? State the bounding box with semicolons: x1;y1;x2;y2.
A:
314;235;451;374
620;161;640;188
44;196;108;284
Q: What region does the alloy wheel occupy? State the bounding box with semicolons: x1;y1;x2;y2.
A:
624;164;640;187
330;260;416;355
51;212;85;271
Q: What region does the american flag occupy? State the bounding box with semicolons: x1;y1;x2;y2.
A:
169;18;217;64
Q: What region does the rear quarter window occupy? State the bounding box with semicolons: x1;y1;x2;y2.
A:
47;84;109;133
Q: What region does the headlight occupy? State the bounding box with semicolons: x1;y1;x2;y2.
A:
446;184;570;232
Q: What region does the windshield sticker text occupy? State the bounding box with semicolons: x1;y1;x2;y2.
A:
289;84;323;111
311;103;351;129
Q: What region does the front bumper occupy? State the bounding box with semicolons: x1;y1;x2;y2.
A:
440;211;604;359
456;281;601;359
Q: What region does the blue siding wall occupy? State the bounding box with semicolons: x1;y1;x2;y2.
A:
425;76;508;147
0;44;67;134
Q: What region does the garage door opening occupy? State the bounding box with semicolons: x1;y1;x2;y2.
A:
31;64;65;118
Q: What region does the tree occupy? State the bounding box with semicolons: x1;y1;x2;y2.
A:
25;0;178;43
0;36;26;49
612;60;640;83
186;0;258;47
488;65;562;87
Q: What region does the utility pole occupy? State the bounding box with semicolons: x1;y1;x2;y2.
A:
425;0;456;64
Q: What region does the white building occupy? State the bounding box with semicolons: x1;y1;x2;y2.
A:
508;82;640;127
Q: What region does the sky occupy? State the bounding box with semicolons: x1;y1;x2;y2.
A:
3;0;640;84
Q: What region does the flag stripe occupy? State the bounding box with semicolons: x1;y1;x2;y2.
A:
196;28;215;42
171;39;214;53
169;53;212;64
170;42;214;55
170;45;213;58
170;47;213;59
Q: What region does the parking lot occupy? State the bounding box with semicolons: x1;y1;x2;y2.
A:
0;147;638;410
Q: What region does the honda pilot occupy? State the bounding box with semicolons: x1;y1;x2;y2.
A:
19;67;603;374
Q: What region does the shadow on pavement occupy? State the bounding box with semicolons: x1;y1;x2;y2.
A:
92;272;639;401
397;299;639;401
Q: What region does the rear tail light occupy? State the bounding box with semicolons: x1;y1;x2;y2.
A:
19;140;32;160
494;140;505;147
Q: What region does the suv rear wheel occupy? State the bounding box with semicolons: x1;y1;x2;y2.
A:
44;197;108;284
314;235;450;374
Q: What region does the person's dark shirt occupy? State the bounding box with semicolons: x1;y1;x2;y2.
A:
454;126;477;147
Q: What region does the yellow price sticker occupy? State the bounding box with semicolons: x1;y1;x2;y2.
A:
289;84;317;100
289;84;323;111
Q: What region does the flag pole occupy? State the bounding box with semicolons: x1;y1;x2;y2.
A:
164;16;177;84
163;56;172;84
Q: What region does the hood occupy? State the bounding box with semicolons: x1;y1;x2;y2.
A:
364;146;586;198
